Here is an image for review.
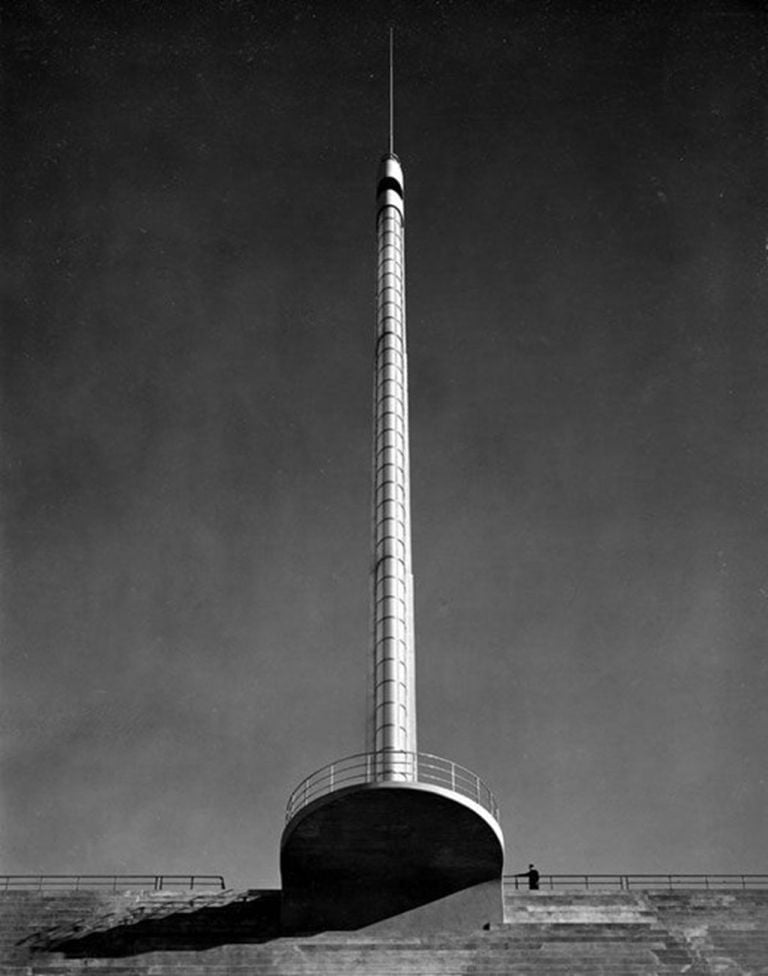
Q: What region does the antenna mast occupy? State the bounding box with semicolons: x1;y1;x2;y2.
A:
389;28;394;155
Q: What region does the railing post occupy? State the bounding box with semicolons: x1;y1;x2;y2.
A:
330;763;334;792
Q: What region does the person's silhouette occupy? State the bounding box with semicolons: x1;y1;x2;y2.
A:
515;863;540;890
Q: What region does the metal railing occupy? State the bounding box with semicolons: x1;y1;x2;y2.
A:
0;875;226;892
504;874;768;891
286;751;500;824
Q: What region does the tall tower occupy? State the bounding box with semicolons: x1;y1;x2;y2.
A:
279;40;504;932
371;149;417;772
371;33;416;770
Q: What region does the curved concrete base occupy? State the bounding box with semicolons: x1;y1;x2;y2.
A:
280;782;504;933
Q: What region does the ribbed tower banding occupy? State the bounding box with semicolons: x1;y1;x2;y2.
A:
372;152;416;779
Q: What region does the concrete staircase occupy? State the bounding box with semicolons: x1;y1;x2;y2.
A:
650;890;768;975
1;885;766;973
0;891;124;968
504;890;659;924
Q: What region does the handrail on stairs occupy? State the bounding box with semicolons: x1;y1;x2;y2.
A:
0;875;226;892
504;873;768;890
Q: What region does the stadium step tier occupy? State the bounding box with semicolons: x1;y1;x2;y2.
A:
2;885;768;974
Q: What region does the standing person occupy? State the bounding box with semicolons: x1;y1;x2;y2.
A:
515;864;540;890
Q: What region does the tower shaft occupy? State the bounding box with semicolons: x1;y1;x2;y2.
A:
372;153;416;777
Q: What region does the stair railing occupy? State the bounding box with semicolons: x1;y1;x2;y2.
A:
504;873;768;890
0;875;226;892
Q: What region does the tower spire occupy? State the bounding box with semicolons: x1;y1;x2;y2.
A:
389;27;394;155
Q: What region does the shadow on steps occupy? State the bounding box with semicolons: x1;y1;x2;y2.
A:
30;890;282;958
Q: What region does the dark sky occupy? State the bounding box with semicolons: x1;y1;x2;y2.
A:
3;0;766;890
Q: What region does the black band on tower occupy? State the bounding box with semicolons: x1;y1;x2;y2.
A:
377;176;404;199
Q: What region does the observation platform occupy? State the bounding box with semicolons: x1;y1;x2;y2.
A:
280;751;505;933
